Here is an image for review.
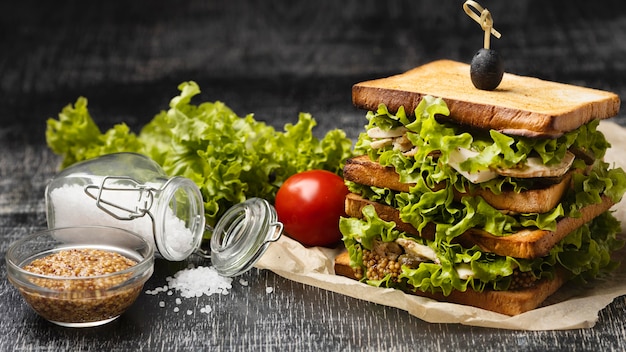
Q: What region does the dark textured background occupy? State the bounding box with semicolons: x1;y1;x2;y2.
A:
2;0;626;350
3;0;626;142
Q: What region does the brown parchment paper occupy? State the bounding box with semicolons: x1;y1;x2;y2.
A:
255;120;626;331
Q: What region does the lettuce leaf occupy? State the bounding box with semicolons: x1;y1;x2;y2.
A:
46;81;354;226
46;97;144;168
363;100;608;172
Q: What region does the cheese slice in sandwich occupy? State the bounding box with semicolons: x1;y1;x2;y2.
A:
336;60;626;316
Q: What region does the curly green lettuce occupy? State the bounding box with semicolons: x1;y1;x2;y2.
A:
46;81;354;226
360;98;610;176
348;157;626;240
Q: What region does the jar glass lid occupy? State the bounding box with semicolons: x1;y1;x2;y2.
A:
207;198;283;277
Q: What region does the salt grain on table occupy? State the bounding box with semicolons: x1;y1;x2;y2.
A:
200;305;213;314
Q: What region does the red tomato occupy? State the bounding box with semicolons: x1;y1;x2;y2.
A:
275;170;349;247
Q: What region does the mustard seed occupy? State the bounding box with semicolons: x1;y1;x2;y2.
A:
24;248;136;277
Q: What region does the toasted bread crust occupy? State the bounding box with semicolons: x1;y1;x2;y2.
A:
345;193;615;259
334;251;568;316
352;60;620;138
344;155;573;214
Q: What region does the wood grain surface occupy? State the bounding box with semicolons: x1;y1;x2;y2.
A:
2;0;626;351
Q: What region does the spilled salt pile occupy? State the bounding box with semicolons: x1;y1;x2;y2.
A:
166;266;233;298
145;265;262;316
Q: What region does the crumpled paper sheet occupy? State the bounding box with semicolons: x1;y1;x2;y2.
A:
255;120;626;331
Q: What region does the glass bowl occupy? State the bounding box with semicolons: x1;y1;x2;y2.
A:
6;226;154;327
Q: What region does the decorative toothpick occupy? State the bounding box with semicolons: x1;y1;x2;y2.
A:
463;0;504;91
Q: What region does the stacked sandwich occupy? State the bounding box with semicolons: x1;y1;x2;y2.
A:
335;60;626;315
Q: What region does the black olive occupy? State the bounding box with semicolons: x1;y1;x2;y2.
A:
470;48;504;90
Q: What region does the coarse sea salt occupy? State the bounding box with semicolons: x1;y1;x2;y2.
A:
166;266;233;298
145;265;256;316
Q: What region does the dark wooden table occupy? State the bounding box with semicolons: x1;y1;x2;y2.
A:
2;1;626;350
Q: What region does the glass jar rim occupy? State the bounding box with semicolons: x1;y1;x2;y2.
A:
153;177;205;261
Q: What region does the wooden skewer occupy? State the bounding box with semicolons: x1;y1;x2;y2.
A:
463;0;501;49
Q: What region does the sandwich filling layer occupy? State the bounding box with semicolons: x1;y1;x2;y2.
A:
339;96;626;307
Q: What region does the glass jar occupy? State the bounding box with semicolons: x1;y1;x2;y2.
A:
45;152;284;276
45;153;205;261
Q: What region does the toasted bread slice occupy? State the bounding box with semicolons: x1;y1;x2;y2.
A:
345;193;615;259
344;155;412;193
352;60;620;138
334;251;568;316
344;155;573;214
